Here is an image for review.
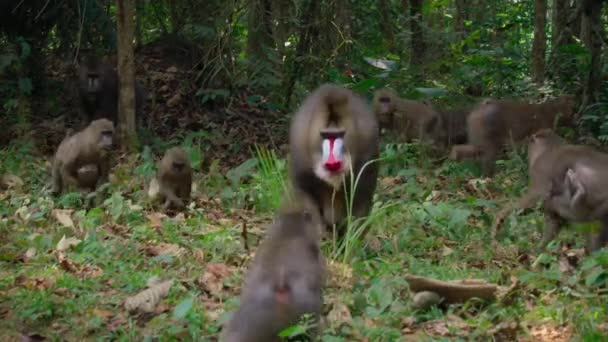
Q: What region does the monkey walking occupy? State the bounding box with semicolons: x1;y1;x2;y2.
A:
289;84;379;234
220;194;325;342
497;129;608;252
51;119;115;196
453;95;575;175
372;88;440;144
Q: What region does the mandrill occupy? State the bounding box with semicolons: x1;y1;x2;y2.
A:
289;84;379;234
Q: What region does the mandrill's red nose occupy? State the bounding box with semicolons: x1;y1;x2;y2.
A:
324;160;342;172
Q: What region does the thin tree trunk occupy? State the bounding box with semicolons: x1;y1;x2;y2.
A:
551;0;568;47
410;0;425;68
135;0;143;48
581;0;603;108
378;0;396;51
455;0;468;38
247;0;274;59
117;0;137;146
283;0;319;108
532;0;547;84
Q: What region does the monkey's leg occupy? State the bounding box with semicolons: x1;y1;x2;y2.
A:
162;192;184;211
51;162;63;195
481;144;498;176
539;207;563;251
96;160;110;188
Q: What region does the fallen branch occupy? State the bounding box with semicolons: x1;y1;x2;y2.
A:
405;274;497;304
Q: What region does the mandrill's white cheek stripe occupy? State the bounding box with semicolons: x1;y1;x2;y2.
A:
322;139;331;161
333;138;344;160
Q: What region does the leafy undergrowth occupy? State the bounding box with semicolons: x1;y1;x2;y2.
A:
1;140;607;341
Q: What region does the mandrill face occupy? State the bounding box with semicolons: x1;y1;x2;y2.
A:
313;128;352;189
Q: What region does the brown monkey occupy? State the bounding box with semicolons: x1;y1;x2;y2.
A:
221;194;325;342
372;88;440;144
51;119;114;195
155;147;192;211
434;108;471;147
290;84;379;232
498;129;608;252
78;54;147;127
463;95;575;175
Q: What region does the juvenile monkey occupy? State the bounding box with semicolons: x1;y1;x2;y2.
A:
221;194;325;342
499;129;608;252
78;54;147;127
290;84;379;232
155;147;192;211
460;95;576;175
372;88;440;144
546;168;593;221
51;119;114;195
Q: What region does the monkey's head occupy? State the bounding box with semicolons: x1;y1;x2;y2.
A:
167;147;190;174
373;89;397;127
266;209;323;310
88;118;114;152
313;128;352;189
528;129;563;166
80;55;103;95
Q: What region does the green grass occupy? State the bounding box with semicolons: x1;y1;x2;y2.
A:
0;139;607;341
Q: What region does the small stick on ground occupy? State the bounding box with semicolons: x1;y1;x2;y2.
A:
241;220;249;252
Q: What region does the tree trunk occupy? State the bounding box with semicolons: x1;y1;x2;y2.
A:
116;0;137;147
283;0;320;108
410;0;425;68
551;0;569;47
532;0;547;84
455;0;468;38
135;0;143;48
581;0;603;108
247;0;274;59
378;0;396;51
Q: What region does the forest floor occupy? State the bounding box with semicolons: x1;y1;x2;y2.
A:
1;47;607;340
1;137;607;341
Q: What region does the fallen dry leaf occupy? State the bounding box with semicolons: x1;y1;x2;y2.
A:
52;209;75;228
192;249;205;263
17;247;37;263
125;279;173;313
421;314;470;338
147;178;160;199
0;173;24;190
56;235;81;252
558;256;574;274
524;324;573;342
92;308;113;320
144;242;184;257
198;263;232;296
146;212;165;228
57;251;79;273
441;245;454;257
327;260;353;289
327;301;352;325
